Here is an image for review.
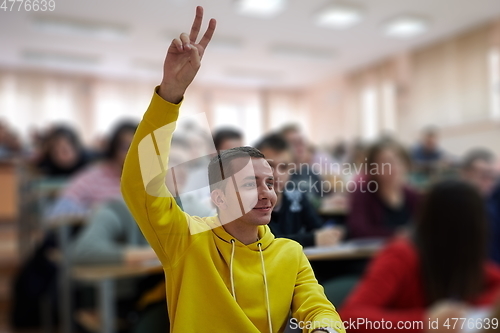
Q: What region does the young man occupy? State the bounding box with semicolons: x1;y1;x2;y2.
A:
256;133;343;247
461;149;500;265
121;6;344;333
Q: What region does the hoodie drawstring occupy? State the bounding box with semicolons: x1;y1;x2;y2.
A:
229;239;236;301
258;242;273;333
229;240;273;333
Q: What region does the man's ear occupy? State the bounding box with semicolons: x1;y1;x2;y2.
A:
210;188;227;210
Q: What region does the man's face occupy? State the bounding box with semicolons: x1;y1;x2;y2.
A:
219;138;243;151
259;148;293;194
463;159;497;197
215;157;276;226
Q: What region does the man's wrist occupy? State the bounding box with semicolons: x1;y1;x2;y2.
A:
158;83;185;104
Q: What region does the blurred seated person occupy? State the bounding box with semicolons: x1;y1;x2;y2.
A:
461;149;500;265
181;128;243;213
46;121;137;221
69;199;168;333
280;124;325;203
0;119;22;158
341;180;500;333
492;183;500;266
11;121;138;328
166;135;215;217
256;133;343;247
213;127;243;152
34;125;91;177
347;139;420;239
331;140;349;165
411;126;446;174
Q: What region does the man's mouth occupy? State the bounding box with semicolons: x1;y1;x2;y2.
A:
253;206;272;212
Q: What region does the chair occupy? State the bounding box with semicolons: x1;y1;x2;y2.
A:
322;274;360;309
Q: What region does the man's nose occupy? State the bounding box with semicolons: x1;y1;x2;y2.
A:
257;185;269;200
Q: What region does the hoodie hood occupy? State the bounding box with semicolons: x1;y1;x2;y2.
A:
211;216;275;251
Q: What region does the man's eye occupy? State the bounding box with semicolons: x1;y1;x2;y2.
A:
267;183;273;188
243;182;256;187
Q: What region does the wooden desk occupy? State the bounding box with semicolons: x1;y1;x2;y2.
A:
73;260;163;281
304;239;384;261
70;239;383;333
72;260;163;333
0;160;18;221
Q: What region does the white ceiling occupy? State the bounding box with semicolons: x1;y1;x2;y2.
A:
1;0;499;88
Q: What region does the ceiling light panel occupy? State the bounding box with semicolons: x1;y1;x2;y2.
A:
315;3;363;29
383;15;429;38
235;0;286;18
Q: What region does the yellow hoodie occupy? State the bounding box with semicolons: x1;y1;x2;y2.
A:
121;88;345;333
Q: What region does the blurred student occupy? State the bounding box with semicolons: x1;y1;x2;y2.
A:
347;139;420;239
46;121;137;220
69;199;168;333
280;124;324;202
180;128;243;215
213;127;243;152
411;127;445;173
492;183;500;266
0;119;21;158
256;133;343;247
461;149;500;265
166;135;215;217
122;7;344;333
34;125;91;177
341;180;500;333
11;121;138;328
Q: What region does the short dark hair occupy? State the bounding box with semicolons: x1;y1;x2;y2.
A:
462;148;494;171
279;124;300;137
213;128;242;151
208;146;264;192
255;133;289;152
105;121;138;160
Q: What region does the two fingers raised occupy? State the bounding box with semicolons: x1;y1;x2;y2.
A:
171;6;216;55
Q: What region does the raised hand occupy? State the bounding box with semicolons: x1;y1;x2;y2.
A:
159;6;216;104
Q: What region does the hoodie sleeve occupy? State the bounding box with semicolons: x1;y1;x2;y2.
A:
291;249;346;333
121;88;208;269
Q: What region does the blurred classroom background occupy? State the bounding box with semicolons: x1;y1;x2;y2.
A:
1;0;500;332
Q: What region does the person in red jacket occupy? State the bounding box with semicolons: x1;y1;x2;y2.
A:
346;139;420;239
341;180;500;333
